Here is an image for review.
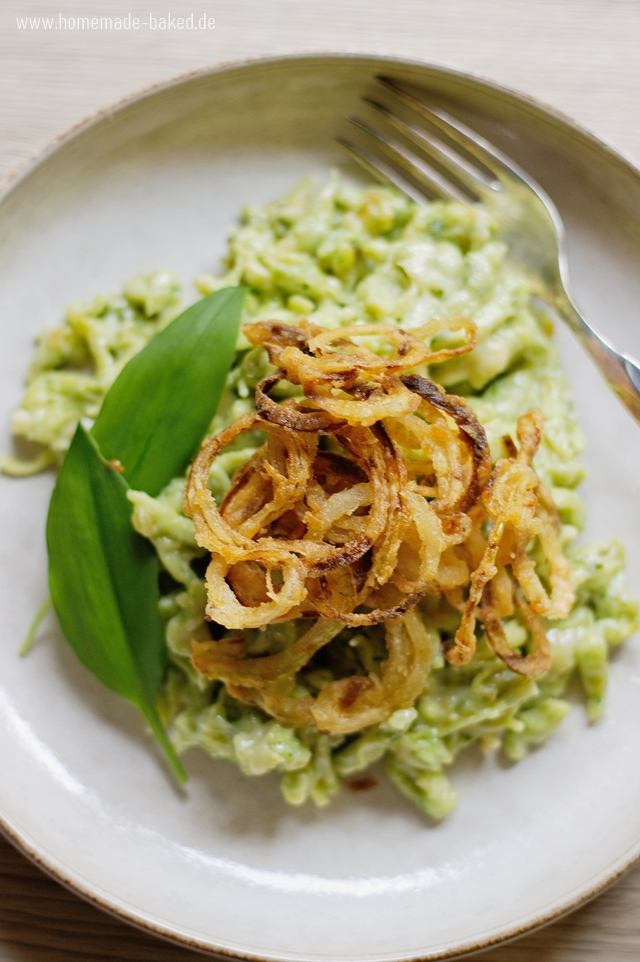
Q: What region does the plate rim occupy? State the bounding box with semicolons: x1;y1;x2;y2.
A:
2;50;640;961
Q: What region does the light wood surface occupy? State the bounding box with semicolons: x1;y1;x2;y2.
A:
2;1;640;959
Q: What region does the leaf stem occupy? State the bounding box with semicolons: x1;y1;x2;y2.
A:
145;708;188;784
20;596;53;656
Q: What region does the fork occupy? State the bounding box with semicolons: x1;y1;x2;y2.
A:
338;77;640;424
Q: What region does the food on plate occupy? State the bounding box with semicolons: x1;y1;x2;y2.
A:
5;175;638;819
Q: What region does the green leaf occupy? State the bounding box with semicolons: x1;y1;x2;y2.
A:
92;286;245;496
47;424;187;783
46;287;245;782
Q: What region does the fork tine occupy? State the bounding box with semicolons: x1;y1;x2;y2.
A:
363;97;496;198
347;117;470;204
377;77;513;180
336;136;430;205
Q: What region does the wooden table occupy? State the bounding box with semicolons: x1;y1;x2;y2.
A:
2;1;640;958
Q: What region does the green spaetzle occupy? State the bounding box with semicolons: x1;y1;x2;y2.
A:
7;175;638;818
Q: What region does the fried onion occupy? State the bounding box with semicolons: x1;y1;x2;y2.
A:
185;319;575;729
447;410;574;671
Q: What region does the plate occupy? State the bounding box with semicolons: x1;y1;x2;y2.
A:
2;54;640;962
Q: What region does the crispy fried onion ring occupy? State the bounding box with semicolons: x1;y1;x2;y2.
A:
184;414;398;629
184;400;483;631
192;608;433;734
399;374;492;512
446;410;574;674
244;318;477;427
185;321;574;731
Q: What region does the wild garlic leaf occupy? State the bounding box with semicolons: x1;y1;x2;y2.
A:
46;287;245;782
46;424;187;782
92;286;245;496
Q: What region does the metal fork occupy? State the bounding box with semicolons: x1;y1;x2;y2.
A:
338;77;640;424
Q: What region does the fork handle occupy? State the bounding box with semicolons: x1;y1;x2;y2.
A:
559;295;640;423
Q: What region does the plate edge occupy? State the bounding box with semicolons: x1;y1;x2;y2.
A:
2;49;640;962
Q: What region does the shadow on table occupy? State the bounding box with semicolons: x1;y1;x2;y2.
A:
0;832;639;962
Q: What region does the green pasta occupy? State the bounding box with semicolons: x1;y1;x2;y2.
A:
6;175;638;817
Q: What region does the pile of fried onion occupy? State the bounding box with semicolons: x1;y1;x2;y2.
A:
184;319;574;734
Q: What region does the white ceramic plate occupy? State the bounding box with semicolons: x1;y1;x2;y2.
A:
2;55;640;962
